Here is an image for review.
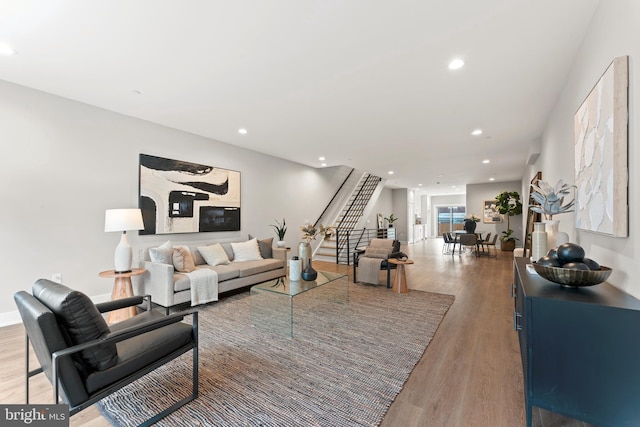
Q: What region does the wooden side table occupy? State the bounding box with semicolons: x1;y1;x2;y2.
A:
388;258;414;294
99;268;145;324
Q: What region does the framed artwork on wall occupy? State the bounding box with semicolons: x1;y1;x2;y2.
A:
139;154;241;235
574;56;628;237
483;200;502;224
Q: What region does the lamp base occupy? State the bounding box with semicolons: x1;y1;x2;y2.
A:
114;233;133;273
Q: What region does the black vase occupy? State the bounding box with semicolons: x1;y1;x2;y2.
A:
464;220;477;233
301;258;317;281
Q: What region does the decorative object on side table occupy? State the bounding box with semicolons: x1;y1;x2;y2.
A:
529;179;575;249
463;214;480;233
104;208;145;273
271;218;287;248
494;191;522;252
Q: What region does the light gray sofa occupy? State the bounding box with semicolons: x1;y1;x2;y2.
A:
137;240;287;313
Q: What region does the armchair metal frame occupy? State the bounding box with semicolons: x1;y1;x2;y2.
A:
20;292;198;427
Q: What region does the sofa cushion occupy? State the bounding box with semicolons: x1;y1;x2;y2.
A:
197;243;230;266
173;245;196;272
173;265;241;292
149;240;173;264
231;238;263;262
32;279;118;371
236;259;283;278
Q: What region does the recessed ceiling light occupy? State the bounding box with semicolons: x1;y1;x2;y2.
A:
448;58;464;70
0;43;17;55
318;156;325;161
471;129;483;136
238;128;247;135
418;183;423;186
388;171;394;175
489;177;495;181
482;159;490;164
321;163;327;167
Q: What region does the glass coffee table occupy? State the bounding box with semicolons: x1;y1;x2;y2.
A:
250;271;348;337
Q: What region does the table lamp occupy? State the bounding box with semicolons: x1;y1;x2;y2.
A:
105;208;144;273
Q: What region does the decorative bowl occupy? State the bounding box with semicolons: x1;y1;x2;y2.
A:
532;263;612;287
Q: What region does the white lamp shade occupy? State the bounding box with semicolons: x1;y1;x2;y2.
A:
105;209;144;232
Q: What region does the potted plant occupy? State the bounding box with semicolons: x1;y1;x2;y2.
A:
270;218;287;248
495;190;523;252
384;213;398;228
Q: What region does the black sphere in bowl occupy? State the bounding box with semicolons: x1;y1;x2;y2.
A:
556;243;586;262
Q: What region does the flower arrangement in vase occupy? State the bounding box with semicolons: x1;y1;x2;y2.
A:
463;214;480;233
298;223;336;281
529;179;576;250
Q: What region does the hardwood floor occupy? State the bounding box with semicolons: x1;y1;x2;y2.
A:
0;239;593;426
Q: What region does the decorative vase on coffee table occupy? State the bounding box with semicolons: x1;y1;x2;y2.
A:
298;242;311;271
301;258;317;281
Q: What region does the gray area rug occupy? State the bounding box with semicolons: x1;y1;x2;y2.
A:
98;282;454;426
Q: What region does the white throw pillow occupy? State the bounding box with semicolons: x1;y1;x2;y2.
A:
231;238;263;262
149;240;173;264
173;245;196;272
198;243;230;266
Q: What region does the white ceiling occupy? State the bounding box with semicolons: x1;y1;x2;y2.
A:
0;0;599;195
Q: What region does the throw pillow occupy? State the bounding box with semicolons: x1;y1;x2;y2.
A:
198;243;230;266
364;247;392;259
173;245;196;272
149;240;173;264
231;238;263;262
248;234;273;258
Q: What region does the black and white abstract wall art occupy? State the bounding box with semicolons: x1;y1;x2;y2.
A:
139;154;241;234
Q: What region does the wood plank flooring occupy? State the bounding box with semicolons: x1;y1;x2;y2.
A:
0;238;594;426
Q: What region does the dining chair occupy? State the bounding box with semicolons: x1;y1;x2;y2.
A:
458;233;479;257
442;232;454;254
483;234;499;257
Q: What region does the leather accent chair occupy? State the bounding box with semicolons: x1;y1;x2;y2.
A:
353;239;402;287
14;279;198;426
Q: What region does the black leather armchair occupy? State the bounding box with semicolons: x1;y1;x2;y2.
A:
14;279;198;426
353;239;402;287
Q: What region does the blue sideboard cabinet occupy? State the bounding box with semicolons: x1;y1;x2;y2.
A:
513;257;640;427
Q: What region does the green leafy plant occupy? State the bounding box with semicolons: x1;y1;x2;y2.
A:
495;191;523;242
384;213;398;226
529;179;576;220
270;218;287;240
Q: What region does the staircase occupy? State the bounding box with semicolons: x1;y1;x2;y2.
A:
315;173;382;264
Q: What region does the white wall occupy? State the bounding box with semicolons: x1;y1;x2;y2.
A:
0;80;348;319
535;0;640;297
